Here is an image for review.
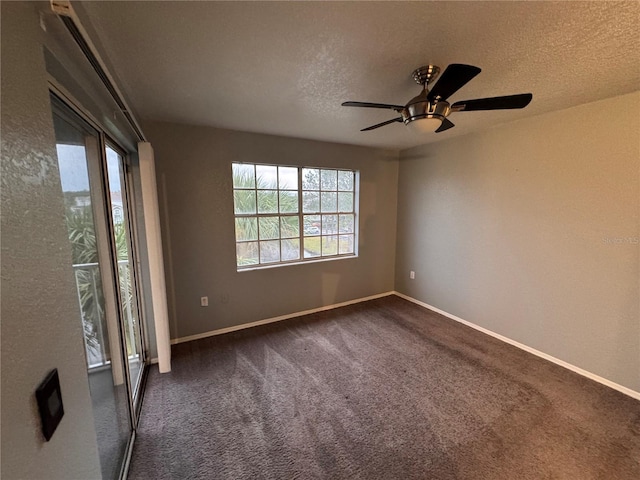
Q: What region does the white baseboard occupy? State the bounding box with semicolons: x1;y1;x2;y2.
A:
170;291;395;345
393;291;640;401
149;357;159;365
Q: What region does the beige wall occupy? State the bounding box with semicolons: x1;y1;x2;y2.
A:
144;121;399;340
395;91;640;392
1;2;102;478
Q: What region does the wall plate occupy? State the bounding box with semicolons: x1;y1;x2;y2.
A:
35;369;65;441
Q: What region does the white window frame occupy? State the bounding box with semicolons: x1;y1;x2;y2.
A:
232;162;358;270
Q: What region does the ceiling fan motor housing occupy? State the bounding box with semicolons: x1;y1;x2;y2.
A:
402;91;451;125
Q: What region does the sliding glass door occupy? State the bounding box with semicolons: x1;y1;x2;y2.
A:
105;144;145;398
51;93;146;479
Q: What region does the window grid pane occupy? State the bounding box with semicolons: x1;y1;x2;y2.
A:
237;241;259;266
234;190;256;214
338;192;353;212
339;235;354;254
279;191;298;213
256;165;278;189
260;240;280;263
279;166;298;190
280;216;299;239
320;192;337;213
338;170;354;191
233;163;256;189
281;239;300;261
233;163;356;268
235;217;258;241
320;169;337;191
257;190;278;214
258;216;280;240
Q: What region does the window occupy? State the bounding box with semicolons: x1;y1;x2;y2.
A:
232;163;357;269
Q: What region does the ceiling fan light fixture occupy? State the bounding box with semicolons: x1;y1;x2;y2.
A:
403;97;450;133
406;116;443;133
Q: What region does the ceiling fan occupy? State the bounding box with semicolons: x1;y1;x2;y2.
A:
342;64;532;133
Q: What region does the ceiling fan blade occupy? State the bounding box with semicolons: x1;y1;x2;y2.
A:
435;118;455;133
452;93;533;111
342;101;404;111
361;117;403;131
427;64;481;101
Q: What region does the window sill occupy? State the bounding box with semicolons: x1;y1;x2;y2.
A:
237;254;358;272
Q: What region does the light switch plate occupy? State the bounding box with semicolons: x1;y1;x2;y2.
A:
35;369;64;441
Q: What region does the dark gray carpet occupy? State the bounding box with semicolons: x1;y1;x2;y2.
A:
129;295;640;479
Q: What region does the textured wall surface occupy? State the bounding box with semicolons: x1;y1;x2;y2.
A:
0;2;102;478
395;91;640;392
144;121;399;340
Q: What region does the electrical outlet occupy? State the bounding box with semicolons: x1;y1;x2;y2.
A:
200;296;209;307
410;271;415;280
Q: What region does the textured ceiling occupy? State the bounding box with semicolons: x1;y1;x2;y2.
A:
79;1;639;150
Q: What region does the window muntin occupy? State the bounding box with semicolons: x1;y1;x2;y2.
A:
233;163;357;269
